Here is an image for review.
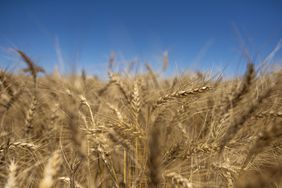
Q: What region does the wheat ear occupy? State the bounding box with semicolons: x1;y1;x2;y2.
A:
164;172;193;188
5;161;17;188
39;150;62;188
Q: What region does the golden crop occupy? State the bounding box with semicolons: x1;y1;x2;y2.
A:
0;51;281;188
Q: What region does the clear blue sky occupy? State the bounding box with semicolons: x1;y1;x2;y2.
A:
0;0;282;77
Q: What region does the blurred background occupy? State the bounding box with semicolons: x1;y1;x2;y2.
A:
0;0;281;78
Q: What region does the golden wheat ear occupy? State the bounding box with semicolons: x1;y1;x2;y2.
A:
164;172;193;188
16;50;45;84
5;161;17;188
39;150;62;188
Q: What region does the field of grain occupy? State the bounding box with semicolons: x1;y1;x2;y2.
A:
0;50;282;188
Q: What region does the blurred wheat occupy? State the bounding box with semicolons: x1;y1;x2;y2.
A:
0;50;282;187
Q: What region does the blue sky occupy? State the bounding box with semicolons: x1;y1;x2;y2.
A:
0;0;282;77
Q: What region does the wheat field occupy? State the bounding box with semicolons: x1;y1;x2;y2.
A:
0;50;282;188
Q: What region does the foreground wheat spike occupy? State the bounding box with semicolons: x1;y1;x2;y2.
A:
39;150;62;188
24;96;37;133
79;95;95;127
131;79;141;122
255;110;282;119
8;141;38;150
5;161;17;188
185;142;220;157
154;86;211;109
17;50;45;84
0;142;36;153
